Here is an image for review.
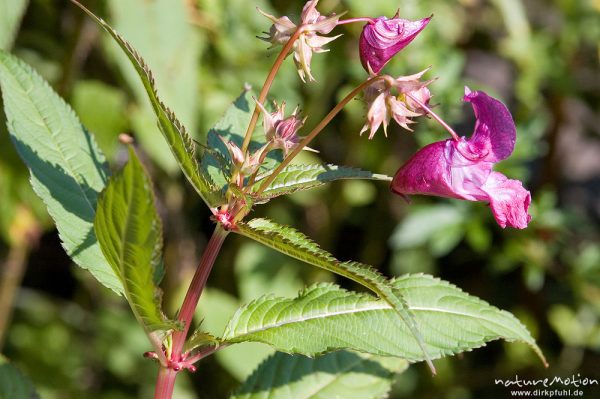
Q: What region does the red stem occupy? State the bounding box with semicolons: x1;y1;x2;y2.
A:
172;225;228;355
153;224;229;399
154;367;177;399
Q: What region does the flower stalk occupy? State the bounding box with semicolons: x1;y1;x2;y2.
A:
240;28;304;154
251;75;385;199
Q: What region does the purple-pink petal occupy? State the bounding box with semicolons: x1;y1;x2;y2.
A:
464;89;516;162
480;171;531;229
359;16;431;74
391;90;531;229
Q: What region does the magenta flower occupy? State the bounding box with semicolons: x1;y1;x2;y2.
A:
359;13;431;74
391;89;532;229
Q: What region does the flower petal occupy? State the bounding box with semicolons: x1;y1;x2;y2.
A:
480;171;532;229
391;140;460;199
359;16;431;74
464;89;516;162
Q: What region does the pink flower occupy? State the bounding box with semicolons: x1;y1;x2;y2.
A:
256;100;306;155
359;13;431;74
258;0;342;82
360;68;433;139
391;88;532;229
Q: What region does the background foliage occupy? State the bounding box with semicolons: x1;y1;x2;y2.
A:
0;0;599;398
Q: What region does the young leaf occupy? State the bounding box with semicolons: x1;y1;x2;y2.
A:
202;90;283;189
234;218;435;372
71;0;222;208
0;0;28;50
250;164;392;202
95;147;179;341
184;329;219;354
222;277;546;366
0;50;122;294
0;355;40;399
231;351;407;399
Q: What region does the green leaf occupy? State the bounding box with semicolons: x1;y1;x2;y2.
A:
234;218;435;372
0;0;28;50
222;276;546;366
95;148;179;340
184;329;219;353
71;0;222;208
251;164;391;202
202;90;283;190
104;0;201;174
0;355;40;399
231;351;407;399
0;50;122;294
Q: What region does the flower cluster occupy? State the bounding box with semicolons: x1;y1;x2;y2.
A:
252;1;531;229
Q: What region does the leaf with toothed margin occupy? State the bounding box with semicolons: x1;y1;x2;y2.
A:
0;50;122;294
233;218;436;373
221;276;547;368
70;0;223;208
95;148;181;344
231;351;407;399
250;164;392;203
184;329;219;354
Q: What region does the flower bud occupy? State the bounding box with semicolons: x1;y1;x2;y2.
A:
257;100;305;155
359;14;431;74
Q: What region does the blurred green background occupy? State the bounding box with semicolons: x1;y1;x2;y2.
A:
1;0;599;398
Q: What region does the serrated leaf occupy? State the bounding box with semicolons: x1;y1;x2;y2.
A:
222;276;546;366
71;0;222;207
95;147;179;340
251;164;391;202
0;50;122;294
0;355;40;399
105;0;200;174
202;90;283;190
234;218;435;371
0;0;28;50
231;351;407;399
184;329;219;353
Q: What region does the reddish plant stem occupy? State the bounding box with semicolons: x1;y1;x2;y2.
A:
172;224;228;355
240;28;304;154
250;75;384;200
406;93;460;141
153;224;229;399
154;367;177;399
336;17;373;25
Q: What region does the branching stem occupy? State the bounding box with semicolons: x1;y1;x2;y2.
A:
251;75;384;200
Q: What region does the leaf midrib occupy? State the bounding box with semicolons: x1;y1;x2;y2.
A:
6;63;98;216
227;302;527;342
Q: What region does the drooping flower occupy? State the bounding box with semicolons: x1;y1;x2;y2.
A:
359;13;431;74
258;0;342;82
360;68;433;139
391;88;531;229
257;100;305;155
